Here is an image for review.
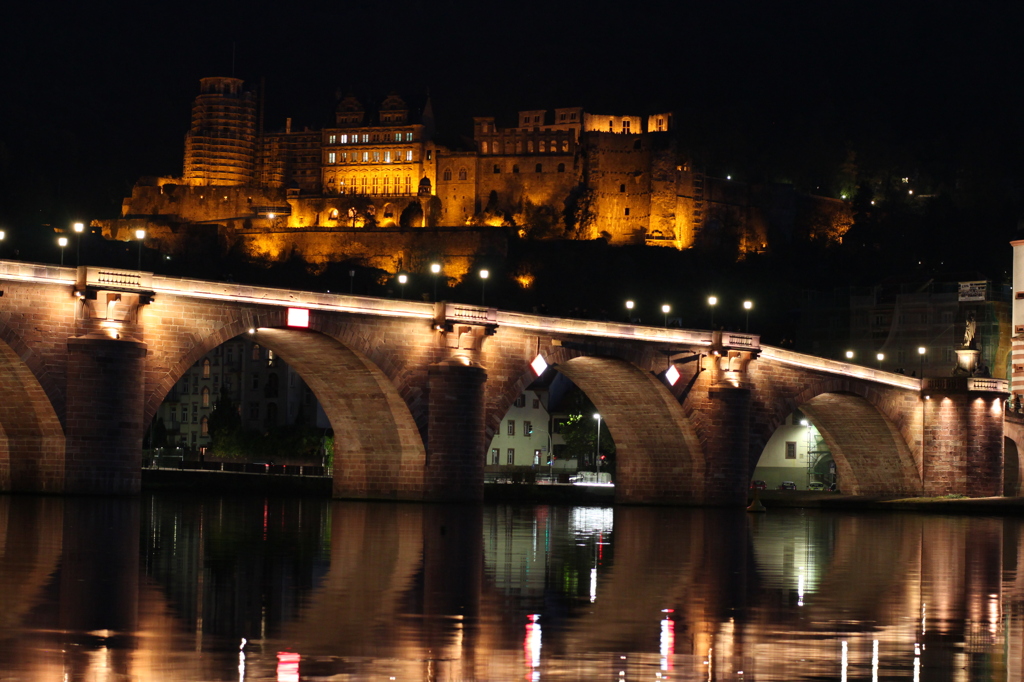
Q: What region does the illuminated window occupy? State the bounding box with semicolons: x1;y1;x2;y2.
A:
340;134;348;143
202;387;210;407
328;152;336;163
557;163;565;173
507;420;515;435
384;151;391;163
201;417;208;436
395;132;402;141
252;344;261;361
329;134;337;144
561;140;569;151
491;448;499;464
535;163;542;173
515;394;526;407
507;448;515;464
524;421;533;436
202;359;211;378
425;150;431;160
384;176;390;193
458;168;467;180
372;176;379;193
443;168;452;181
330;208;339;219
785;442;797;459
361;177;367;191
405;132;413;141
539;140;546;153
361;134;369;143
493;164;501;174
362;151;369;162
406;150;413;161
482;141;489;154
527;140;533;152
373;151;380;162
341;152;348;162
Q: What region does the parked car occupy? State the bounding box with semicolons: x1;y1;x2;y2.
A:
808;481;825;491
778;481;797;491
749;479;767;490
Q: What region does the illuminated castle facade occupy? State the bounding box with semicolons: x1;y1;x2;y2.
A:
101;77;843;271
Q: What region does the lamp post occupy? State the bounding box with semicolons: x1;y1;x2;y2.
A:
625;300;634;323
397;273;408;299
72;222;84;266
479;269;489;306
349;269;355;294
661;304;670;327
707;295;718;329
593;413;601;475
845;350;854;361
743;300;752;333
58;237;68;266
134;228;145;270
430;262;442;301
876;352;885;370
918;346;926;378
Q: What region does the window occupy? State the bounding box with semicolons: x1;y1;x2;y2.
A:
329;134;337;144
341;152;348;162
249;402;260;419
201;417;208;436
384;151;391;163
570;112;577;120
405;176;412;193
180;405;187;423
535;163;542;173
623;120;631;133
405;132;413;141
362;151;369;162
657;118;665;131
624;208;630;216
533;398;540;409
458;168;468;180
443;168;452;181
559;113;566;121
372;151;380;162
491;448;500;465
785;442;797;459
557;163;565;173
507;448;515;464
512;164;519;173
192;404;198;424
182;376;190;394
482;141;488;154
561;140;569;151
372;176;379;193
328;152;336;163
539;140;546;153
372;133;380;142
515;394;526;407
383;176;390;193
527;140;533;153
524;421;533;436
426;150;432;160
507;420;515;435
267;349;275;367
361;134;369;143
608;119;614;131
201;387;210;408
494;164;501;174
406;150;413;161
340;134;348;144
620;183;626;193
251;373;260;389
395;132;402;141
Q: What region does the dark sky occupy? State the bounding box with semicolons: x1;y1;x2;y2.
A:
1;0;1022;237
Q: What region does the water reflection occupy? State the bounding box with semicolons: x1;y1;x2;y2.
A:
0;495;1023;679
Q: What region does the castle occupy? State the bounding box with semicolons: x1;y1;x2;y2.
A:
98;77;844;276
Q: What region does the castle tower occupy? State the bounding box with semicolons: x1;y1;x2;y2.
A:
183;77;257;186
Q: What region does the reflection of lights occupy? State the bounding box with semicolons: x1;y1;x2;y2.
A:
239;638;247;682
921;603;926;635
798;568;805;606
660;613;675;671
872;639;878;682
570;507;614;536
989;593;1000;635
524;614;542;672
277;651;300;682
590;567;597;602
841;641;848;682
914;643;921;682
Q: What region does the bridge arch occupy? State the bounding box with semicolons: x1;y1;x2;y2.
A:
0;338;65;492
751;376;922;495
494;349;704;503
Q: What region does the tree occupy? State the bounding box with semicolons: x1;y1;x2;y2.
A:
556;388;616;472
207;385;243;458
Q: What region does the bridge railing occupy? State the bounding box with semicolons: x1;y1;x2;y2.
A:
759;345;922;390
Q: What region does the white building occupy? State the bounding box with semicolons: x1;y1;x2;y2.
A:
751;411;833;490
487;389;556;468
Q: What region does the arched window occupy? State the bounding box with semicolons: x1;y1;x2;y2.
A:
443;168;452;181
202;359;211;378
539;140;546;153
619;184;626;193
557;163;565;173
383;176;390;193
535;163;543;173
329;208;339;220
251;344;260;361
458;168;468;180
372;176;379;193
201;417;209;436
608;119;614;131
201;387;210;407
482;141;489;154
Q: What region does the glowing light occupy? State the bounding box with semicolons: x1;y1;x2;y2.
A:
430;262;441;274
660;613;675;671
590;567;597;602
743;300;752;310
841;641;848;682
276;652;300;682
58;237;68;247
665;365;681;385
287;307;310;328
73;222;84;233
524;615;542;670
845;350;854;359
248;328;256;334
268;213;276;219
872;640;879;682
134;228;145;240
661;304;670;313
397;273;408;284
530;354;548;376
626;300;634;310
479;269;489;279
918;346;926;355
515;273;535;289
708;295;717;306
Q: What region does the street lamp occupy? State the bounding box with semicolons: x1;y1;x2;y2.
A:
134;228;145;270
876;352;885;370
430;262;442;301
479;269;489;306
707;295;718;329
593;413;601;475
58;237;68;266
625;300;634;323
845;350;854;360
397;273;408;299
918;346;926;378
661;304;671;328
743;300;753;333
73;221;84;266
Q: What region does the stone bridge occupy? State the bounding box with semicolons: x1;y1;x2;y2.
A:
0;260;1009;504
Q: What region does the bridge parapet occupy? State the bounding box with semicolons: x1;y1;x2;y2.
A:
923;376;1009;394
760;346;922;390
76;266;153;293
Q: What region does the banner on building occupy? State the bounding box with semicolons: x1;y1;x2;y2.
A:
959;281;988;302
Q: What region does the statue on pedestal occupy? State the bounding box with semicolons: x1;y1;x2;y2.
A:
962;311;977;350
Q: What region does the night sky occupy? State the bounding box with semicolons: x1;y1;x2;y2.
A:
1;0;1022;256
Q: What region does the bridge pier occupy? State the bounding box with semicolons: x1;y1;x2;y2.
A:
425;359;486;501
65;337;146;494
922;379;1006;497
702;385;752;505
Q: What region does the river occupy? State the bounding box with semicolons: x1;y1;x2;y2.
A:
0;493;1018;680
